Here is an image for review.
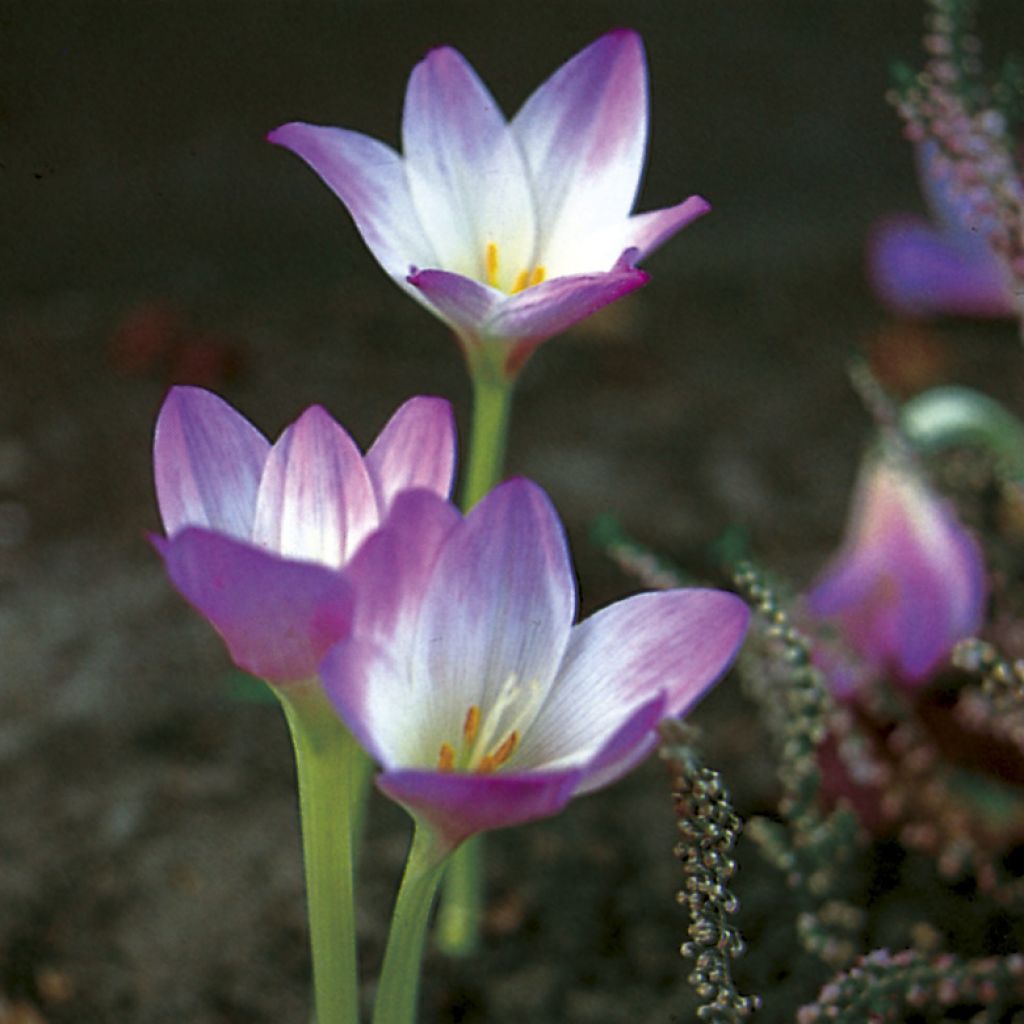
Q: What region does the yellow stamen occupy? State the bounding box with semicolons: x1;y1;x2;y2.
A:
437;741;456;772
477;730;520;774
485;242;500;288
463;704;481;745
529;265;546;287
510;269;530;294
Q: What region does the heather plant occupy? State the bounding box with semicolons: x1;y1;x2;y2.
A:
145;6;1024;1023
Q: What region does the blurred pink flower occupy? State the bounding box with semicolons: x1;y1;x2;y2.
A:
321;478;748;852
868;142;1017;319
806;457;986;688
269;29;708;378
152;386;456;683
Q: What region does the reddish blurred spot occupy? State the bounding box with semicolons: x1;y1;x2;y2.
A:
865;321;950;398
108;301;244;389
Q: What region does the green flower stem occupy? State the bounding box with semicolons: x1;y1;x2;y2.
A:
900;385;1024;482
278;680;373;1024
460;371;515;511
434;369;516;956
372;825;450;1024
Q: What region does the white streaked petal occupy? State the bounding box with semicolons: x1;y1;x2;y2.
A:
250;406;377;566
402;46;536;287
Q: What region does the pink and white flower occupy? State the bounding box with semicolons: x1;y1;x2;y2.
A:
805;456;987;688
153;386;456;683
868;142;1017;319
269;30;709;378
321;478;748;852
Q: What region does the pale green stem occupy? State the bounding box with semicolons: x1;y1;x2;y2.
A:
435;369;516;956
278;680;373;1024
372;825;450;1024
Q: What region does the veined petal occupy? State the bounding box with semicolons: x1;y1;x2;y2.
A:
160;528;352;684
251;406;377;566
511;30;647;261
377;766;584;851
154;386;269;539
575;692;666;795
867;215;1015;318
411;478;577;737
402;46;536;285
514;590;749;770
267;122;436;285
344;489;460;648
407;269;504;336
364;396;457;513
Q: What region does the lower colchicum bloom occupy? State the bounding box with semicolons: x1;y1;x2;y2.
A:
321;478;749;852
153;385;456;684
868;142;1017;319
268;29;709;379
805;456;987;689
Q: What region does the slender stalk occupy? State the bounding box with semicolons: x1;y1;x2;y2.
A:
278;680;373;1024
460;371;515;510
372;825;450;1024
435;369;515;955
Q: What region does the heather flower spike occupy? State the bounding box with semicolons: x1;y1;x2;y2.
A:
153;385;456;683
269;29;709;380
868;142;1018;319
806;454;987;689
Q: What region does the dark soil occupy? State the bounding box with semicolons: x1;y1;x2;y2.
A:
3;3;1024;1022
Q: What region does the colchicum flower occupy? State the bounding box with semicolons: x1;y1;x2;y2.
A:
269;29;709;379
153;386;456;684
321;477;749;852
868;142;1017;319
805;456;987;689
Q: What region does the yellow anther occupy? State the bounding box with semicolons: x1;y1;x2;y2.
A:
510;269;530;294
529;265;546;287
463;704;481;744
437;741;456;772
477;730;520;774
485;242;500;288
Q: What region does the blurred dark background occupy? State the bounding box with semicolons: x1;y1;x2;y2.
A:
2;3;1024;1022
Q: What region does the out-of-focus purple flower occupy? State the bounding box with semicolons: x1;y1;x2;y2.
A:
868;142;1017;319
320;478;748;852
153;386;456;684
268;30;708;378
806;457;987;689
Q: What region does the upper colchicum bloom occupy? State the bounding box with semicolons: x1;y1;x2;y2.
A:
320;477;749;852
805;456;987;689
868;142;1017;319
268;29;709;378
153;386;456;684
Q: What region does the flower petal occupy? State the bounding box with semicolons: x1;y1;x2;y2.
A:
251;405;378;566
153;386;270;539
402;46;536;285
410;478;577;736
514;590;749;770
377;766;584;851
623;196;712;262
511;30;647;266
407;269;504;336
867;215;1015;318
575;692;666;795
267;122;436;286
364;396;458;513
160;528;352;683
